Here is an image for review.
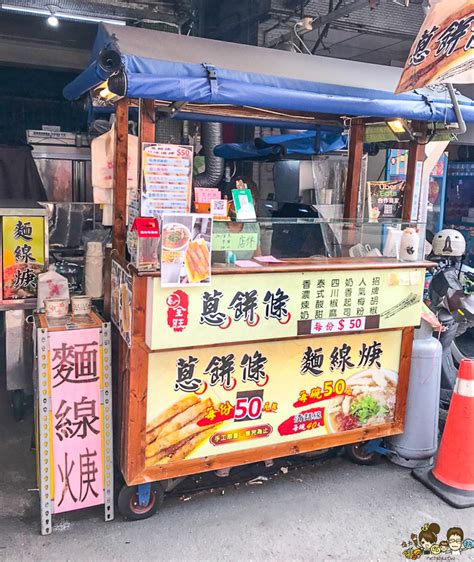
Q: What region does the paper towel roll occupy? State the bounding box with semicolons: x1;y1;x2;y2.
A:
85;241;104;297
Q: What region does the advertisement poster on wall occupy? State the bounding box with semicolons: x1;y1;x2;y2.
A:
367;180;405;219
111;261;132;347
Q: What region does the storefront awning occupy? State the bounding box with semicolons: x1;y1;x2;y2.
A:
63;23;474;126
214;129;347;160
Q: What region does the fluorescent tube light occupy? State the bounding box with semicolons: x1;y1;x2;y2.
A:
1;3;126;25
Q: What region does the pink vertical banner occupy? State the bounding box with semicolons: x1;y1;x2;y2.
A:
49;328;104;514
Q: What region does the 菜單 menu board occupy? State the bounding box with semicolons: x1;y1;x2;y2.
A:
141;143;193;218
146;267;425;351
145;330;402;468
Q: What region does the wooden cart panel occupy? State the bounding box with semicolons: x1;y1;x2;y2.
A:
121;324;413;485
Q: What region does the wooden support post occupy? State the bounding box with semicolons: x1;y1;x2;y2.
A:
113;97;129;257
139;98;156;144
120;98;157;483
343;118;365;220
402;122;427;222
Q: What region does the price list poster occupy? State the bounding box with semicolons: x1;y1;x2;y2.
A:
141;143;193;218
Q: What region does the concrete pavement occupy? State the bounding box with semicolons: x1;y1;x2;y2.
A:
1;389;473;562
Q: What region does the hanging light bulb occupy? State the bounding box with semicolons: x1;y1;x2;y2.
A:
46;4;59;26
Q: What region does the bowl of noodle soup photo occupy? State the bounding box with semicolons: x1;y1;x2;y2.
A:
162;223;190;251
326;368;398;433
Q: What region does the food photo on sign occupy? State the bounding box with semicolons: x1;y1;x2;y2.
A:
145;330;402;468
110;261;132;346
2;216;45;300
160;213;213;288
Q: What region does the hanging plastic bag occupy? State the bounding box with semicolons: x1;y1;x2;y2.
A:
37;266;70;310
91;123;139;225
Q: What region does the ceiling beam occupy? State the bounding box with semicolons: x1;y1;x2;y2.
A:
0;0;184;26
266;0;371;48
0;36;89;70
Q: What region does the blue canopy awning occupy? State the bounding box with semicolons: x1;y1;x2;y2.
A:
214;129;347;160
64;23;474;127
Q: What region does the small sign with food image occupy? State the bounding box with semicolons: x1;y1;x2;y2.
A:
160;213;212;287
111;260;132;347
2;216;46;301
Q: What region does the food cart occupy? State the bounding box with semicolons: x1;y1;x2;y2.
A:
64;24;474;519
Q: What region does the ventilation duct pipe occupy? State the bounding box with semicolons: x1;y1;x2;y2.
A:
194;122;224;187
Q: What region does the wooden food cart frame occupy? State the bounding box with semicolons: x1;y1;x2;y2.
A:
113;96;427;485
62;25;473;497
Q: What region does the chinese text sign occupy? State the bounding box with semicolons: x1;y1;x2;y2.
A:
49;329;104;513
2;216;45;300
146;268;424;350
146;330;402;468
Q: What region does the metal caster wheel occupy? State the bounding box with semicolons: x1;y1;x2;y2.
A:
344;443;380;465
118;482;165;521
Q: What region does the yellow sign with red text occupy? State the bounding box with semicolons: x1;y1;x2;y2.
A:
146;268;424;350
2;216;45;300
145;330;402;468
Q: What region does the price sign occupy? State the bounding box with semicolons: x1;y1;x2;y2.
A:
141;143;193;218
234;390;264;422
310;316;367;335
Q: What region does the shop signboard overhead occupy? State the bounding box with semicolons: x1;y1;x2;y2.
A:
396;0;474;93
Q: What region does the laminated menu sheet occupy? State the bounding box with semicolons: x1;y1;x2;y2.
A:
141;143;193;218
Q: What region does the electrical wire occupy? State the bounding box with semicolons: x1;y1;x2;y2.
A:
293;22;313;55
290;40;304;53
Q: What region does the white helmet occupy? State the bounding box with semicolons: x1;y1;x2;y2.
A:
432;229;466;257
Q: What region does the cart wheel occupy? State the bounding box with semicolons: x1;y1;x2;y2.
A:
344;443;380;465
118;483;164;521
10;390;25;422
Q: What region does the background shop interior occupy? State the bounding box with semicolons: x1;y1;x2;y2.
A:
0;0;473;416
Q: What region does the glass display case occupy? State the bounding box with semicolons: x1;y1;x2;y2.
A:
386;148;448;235
210;217;427;266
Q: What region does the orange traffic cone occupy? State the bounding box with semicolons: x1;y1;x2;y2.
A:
413;359;474;508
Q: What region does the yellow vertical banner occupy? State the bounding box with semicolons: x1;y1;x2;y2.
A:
2;216;45;300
